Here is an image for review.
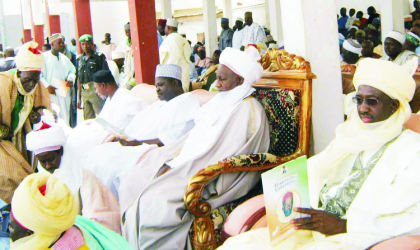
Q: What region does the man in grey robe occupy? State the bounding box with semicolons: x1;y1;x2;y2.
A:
219;18;234;51
118;47;270;249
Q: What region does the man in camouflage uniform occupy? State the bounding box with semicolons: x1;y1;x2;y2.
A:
76;34;109;120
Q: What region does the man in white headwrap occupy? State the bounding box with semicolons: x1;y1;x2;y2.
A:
219;58;420;250
232;17;245;50
107;50;127;86
118;47;270;249
25;125;121;234
341;39;362;65
40;33;76;125
159;18;191;92
80;64;201;198
381;30;420;65
0;41;50;203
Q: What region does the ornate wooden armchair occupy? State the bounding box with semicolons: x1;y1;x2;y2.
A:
184;49;315;250
341;64;420;113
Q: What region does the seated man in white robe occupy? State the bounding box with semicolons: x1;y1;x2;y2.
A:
218;58;420;250
118;47;270;249
26;125;121;234
81;64;202;198
67;70;147;160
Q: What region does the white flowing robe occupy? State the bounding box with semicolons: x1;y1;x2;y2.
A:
241;23;266;46
119;97;270;250
81;93;201;199
219;129;420;250
67;88;147;164
40;51;76;125
381;50;420;65
159;33;191;92
232;29;244;50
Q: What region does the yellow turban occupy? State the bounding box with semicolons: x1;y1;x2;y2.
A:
308;58;417;208
15;41;45;72
11;173;77;250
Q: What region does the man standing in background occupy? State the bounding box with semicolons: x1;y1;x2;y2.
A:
100;33;117;61
76;34;109;120
241;12;266;49
41;33;76;125
232;17;244;50
157;19;167;48
159;18;191;92
219;18;234;51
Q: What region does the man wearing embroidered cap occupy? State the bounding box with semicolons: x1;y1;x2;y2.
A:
232;17;245;50
9;173;132;249
382;30;420;65
119;47;270;249
219;58;420;250
40;33;76;126
76;34;109;120
240;12;266;49
159;18;191;92
0;41;51;203
219;18;234;51
81;64;201;199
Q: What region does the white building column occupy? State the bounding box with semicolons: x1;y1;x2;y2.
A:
280;0;344;153
161;0;173;19
203;0;217;57
381;0;405;39
0;0;6;47
222;0;232;24
264;0;270;28
20;0;33;42
268;0;283;43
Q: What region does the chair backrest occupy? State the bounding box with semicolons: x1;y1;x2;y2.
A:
130;83;158;105
257;49;315;161
341;64;420;113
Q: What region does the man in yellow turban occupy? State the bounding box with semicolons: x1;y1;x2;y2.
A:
219;58;420;249
10;173;133;249
0;41;51;203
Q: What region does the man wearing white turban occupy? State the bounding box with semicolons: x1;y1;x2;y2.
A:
381;30;420;65
25;124;122;234
219;58;420;250
118;47;270;249
0;41;51;203
9;173;132;250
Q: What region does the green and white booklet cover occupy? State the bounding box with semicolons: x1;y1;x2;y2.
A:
262;155;310;246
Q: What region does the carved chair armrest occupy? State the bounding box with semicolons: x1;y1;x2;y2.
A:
184;153;279;248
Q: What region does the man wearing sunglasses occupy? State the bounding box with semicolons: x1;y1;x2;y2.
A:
219;58;420;249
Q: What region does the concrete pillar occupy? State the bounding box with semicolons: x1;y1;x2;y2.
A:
268;0;283;42
381;0;405;40
265;0;270;28
0;0;7;47
161;0;172;19
203;0;218;57
280;0;344;153
72;0;93;54
45;0;61;36
21;0;32;43
222;0;232;24
128;0;159;85
30;0;45;50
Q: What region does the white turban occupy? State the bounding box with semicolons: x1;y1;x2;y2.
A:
308;58;418;208
111;51;125;60
219;47;263;86
26;125;67;155
386;30;406;45
15;41;45;72
343;40;362;55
